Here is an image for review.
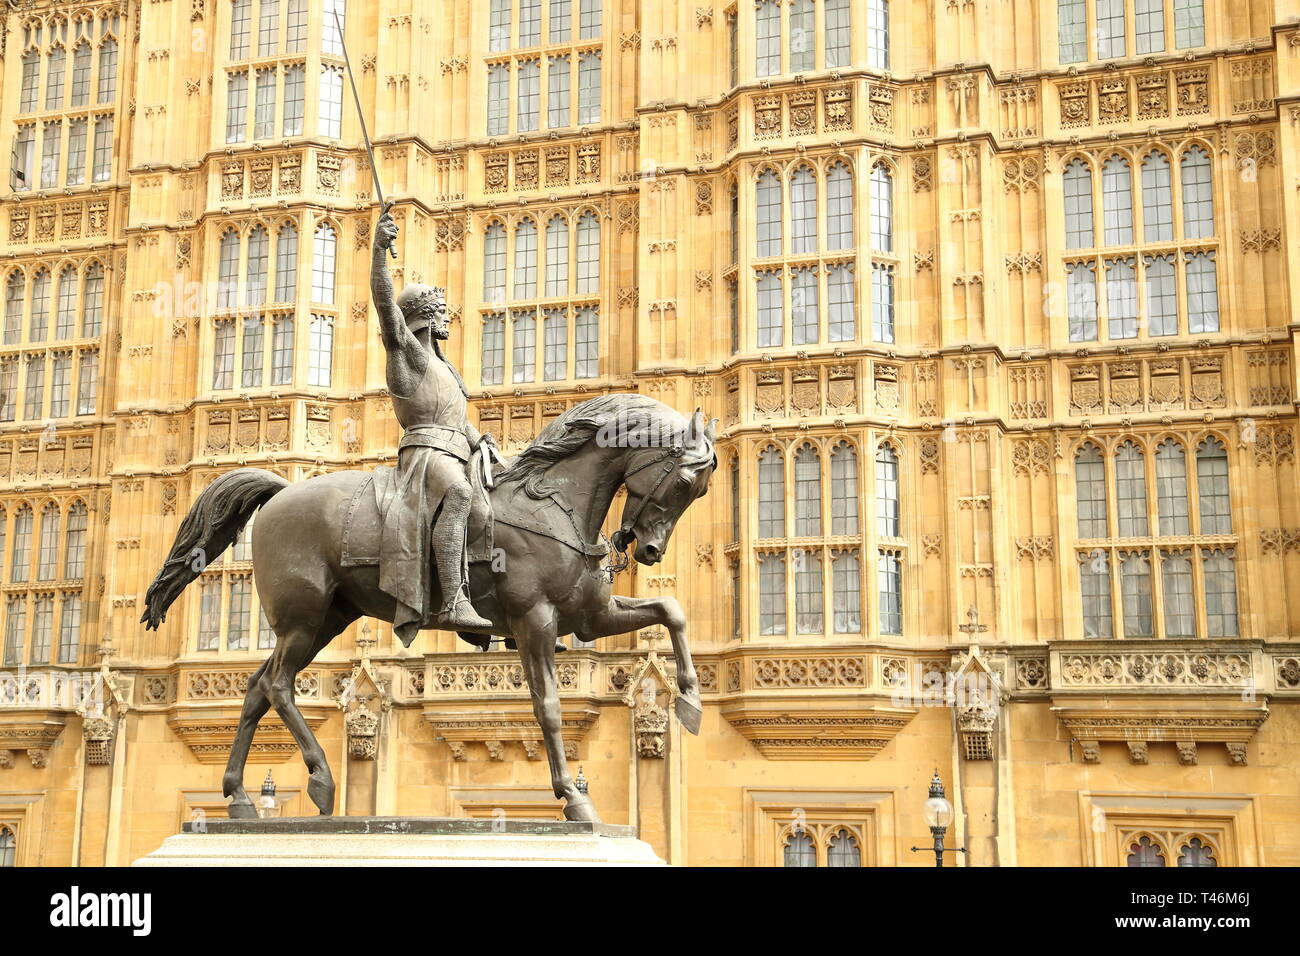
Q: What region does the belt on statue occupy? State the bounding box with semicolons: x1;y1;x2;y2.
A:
399;426;471;461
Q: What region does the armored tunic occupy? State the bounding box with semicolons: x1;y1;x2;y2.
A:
375;351;473;643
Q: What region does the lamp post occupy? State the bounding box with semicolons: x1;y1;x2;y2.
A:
909;770;967;867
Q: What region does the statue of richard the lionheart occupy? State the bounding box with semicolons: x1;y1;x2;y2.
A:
368;208;495;642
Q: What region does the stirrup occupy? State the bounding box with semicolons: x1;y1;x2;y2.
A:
437;594;492;630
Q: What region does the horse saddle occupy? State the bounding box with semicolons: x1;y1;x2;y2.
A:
340;457;608;569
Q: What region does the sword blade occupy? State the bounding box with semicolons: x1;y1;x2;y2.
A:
333;9;395;258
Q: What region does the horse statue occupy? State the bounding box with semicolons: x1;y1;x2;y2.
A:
141;393;716;823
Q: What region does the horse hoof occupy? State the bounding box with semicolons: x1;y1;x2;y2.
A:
307;774;335;816
227;799;258;820
563;794;601;824
674;693;703;735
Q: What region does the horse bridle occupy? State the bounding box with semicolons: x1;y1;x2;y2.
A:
602;444;686;577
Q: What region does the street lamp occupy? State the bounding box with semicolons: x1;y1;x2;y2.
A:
910;770;967;867
257;770;280;819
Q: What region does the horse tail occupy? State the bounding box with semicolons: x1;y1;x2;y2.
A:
140;468;289;630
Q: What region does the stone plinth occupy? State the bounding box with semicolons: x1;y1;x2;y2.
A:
132;817;667;867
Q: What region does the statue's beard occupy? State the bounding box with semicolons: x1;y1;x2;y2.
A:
432;322;450;340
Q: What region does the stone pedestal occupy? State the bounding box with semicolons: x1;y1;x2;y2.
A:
132;817;667;867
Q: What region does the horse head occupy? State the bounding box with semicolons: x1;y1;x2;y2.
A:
612;408;717;565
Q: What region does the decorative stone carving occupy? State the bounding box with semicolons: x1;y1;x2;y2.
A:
83;715;115;766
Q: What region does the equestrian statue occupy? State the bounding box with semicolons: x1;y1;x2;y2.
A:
140;210;715;824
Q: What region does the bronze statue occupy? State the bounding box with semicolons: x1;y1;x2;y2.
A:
369;208;493;638
141;276;716;821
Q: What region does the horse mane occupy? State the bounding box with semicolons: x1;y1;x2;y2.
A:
499;393;688;499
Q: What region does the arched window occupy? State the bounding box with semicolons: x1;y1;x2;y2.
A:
10;506;33;584
0;824;14;867
1162;549;1194;637
1185;250;1218;333
866;0;889;69
483;222;506;303
1101;155;1133;246
1097;0;1126;57
488;0;510;51
826;162;853;250
217;230;240;309
311;223;337;304
757;447;785;539
758;552;786;635
830;443;858;535
756;170;782;257
55;267;76;339
756;269;783;348
1145;253;1176;336
246;226;269;307
729;456;741;542
46;45;66;110
1063;159;1094;249
1120;550;1152;637
1203;548;1237;637
824;0;850;68
1140;151;1173;242
64;501;86;579
308;315;333;387
783;829;816;867
832;550;861;633
1074;443;1107;538
789;0;814;72
870;164;893;252
544;216;568;297
1114;441;1147;536
794;547;823;634
1180;146;1213;238
1177;837;1217;867
1155;439;1189;535
755;0;781;77
322;0;345;55
19;51;39;112
827;829;862;867
790;166;817;254
575;212;600;294
791;267;818;346
96;37;117;103
71;42;91;106
878;550;902;634
37;502;59;581
274;223;297;302
1106;256;1137;339
3;273;23;345
1127;835;1165;867
794;445;821;536
728;180;740;265
29;269;50;342
1195;437;1230;533
81;263;104;337
876;444;899;538
513;219;538;299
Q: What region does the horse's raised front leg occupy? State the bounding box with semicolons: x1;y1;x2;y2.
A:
576;595;702;735
511;604;599;822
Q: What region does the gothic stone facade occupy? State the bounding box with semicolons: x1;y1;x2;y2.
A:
0;0;1298;867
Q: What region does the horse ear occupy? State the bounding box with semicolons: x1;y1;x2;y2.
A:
689;408;704;440
705;417;718;443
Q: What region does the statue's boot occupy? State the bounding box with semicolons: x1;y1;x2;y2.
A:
437;593;493;630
